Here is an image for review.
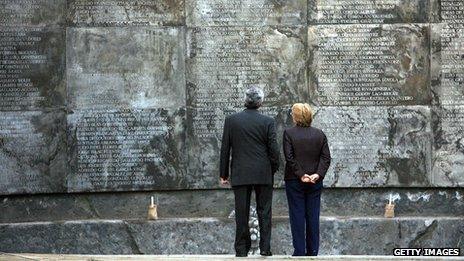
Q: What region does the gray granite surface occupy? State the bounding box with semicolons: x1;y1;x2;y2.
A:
308;0;432;24
0;0;463;195
0;110;67;194
0;217;462;255
67;0;184;26
1;188;463;223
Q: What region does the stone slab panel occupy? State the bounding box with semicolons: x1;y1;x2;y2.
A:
0;26;66;111
187;27;307;108
435;0;464;23
0;217;463;255
431;1;464;106
1;188;463;223
67;27;186;110
308;0;431;24
0;220;136;254
0;0;66;26
432;105;464;187
186;26;306;188
186;0;307;26
314;217;464;255
67;108;186;192
67;0;184;27
0;110;67;195
313;106;432;187
308;24;431;106
2;255;462;260
429;1;464;188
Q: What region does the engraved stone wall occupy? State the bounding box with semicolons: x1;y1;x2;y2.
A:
308;0;431;24
186;0;307;26
0;110;67;194
307;0;435;188
65;1;187;192
186;26;305;187
0;0;66;195
308;24;430;106
0;0;463;194
314;106;432;187
67;108;186;192
430;0;464;186
67;27;186;110
0;0;66;26
68;0;184;26
0;26;65;111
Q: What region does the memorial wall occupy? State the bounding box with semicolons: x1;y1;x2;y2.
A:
0;0;463;195
431;0;464;186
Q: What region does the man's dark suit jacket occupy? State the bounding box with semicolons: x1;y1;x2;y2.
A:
283;126;331;181
220;109;280;186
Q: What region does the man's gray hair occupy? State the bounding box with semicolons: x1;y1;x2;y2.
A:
244;86;264;109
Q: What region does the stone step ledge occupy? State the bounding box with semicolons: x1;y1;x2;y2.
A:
2;216;464;225
2;188;463;223
1;253;463;261
0;217;462;255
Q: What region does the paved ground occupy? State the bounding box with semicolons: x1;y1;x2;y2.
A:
1;254;463;261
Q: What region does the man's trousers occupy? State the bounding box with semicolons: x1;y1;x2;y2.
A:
232;184;273;255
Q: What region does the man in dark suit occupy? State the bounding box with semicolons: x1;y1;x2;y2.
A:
220;86;280;257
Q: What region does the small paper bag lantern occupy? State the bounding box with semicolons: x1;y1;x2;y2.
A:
384;194;395;218
148;196;158;220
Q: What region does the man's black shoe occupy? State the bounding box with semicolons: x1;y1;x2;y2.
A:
260;251;272;256
235;253;248;257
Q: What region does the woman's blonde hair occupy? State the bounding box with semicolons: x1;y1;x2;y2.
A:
291;103;313;127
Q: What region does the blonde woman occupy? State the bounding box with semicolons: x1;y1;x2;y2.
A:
283;103;331;256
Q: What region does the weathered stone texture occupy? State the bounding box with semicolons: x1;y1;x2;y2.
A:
430;0;464;187
68;0;184;26
0;1;463;257
0;110;67;194
67;108;186;192
1;188;463;223
432;105;464;186
0;0;463;195
308;24;431;106
0;26;66;111
313;106;433;187
186;26;306;188
65;25;188;193
0;0;66;26
187;26;307;109
186;0;307;26
67;27;186;110
0;217;463;255
308;0;431;24
431;15;464;106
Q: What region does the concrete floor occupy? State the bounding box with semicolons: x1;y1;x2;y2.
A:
1;254;463;261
